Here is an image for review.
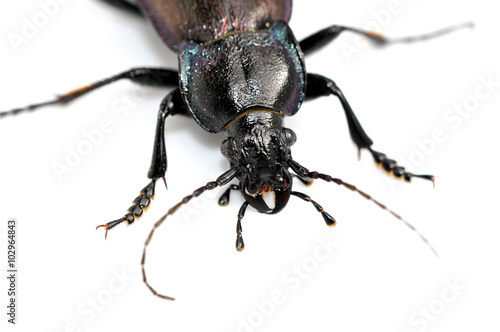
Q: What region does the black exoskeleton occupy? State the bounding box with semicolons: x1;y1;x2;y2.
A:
0;0;471;300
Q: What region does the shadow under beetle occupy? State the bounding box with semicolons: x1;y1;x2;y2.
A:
1;0;472;300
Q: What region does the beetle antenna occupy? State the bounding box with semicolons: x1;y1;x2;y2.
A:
288;159;438;257
141;167;239;300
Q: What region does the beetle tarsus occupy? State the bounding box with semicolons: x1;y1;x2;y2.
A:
299;22;473;56
305;73;434;184
387;22;474;44
96;180;157;237
369;148;435;184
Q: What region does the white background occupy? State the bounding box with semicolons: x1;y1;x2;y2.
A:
0;0;499;331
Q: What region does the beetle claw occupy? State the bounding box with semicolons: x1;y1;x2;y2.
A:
96;224;110;240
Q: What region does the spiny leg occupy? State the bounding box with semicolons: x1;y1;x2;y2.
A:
299;22;473;56
0;68;178;118
141;167;239;300
291;192;336;227
369;149;434;183
96;89;187;236
235;201;249;251
96;180;156;239
305;73;434;184
288;159;438;256
218;184;240;206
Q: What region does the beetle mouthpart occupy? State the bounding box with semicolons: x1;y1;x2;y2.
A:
262;190;276;212
248;192;272;212
243;180;293;214
243;183;271;212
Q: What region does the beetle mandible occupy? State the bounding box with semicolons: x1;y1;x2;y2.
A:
0;0;471;300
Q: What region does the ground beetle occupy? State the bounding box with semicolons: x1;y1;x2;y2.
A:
1;0;471;300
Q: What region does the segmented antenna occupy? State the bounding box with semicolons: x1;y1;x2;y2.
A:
141;167;239;300
287;159;438;257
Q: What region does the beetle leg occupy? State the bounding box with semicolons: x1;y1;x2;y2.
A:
98;0;143;17
305;73;434;184
299;22;472;56
147;90;188;181
291;192;336;227
96;180;156;238
0;68;178;118
96;89;188;237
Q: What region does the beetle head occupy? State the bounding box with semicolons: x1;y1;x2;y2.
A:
221;110;297;213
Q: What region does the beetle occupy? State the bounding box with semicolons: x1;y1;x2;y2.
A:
1;0;471;300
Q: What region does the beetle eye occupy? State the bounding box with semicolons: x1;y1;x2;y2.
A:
283;128;296;147
221;138;237;157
